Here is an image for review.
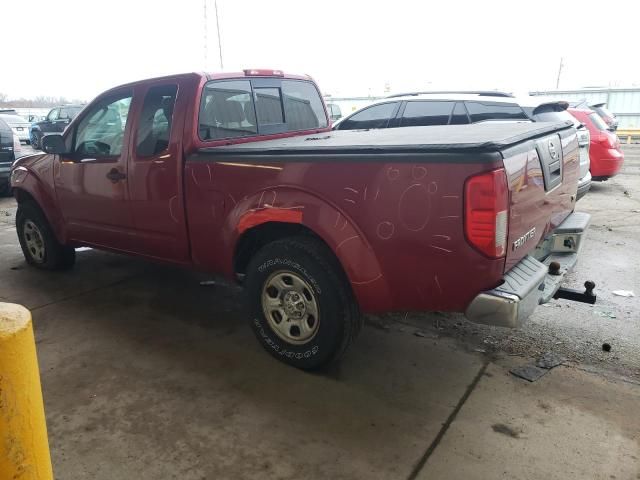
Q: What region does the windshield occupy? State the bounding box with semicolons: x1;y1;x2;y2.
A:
589;112;609;131
532;109;580;127
593;105;614;119
67;106;83;118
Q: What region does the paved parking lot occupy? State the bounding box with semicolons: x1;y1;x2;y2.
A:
1;147;639;479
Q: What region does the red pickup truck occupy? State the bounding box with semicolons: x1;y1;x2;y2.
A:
11;70;593;369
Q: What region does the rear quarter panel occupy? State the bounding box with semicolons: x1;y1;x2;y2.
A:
185;155;507;313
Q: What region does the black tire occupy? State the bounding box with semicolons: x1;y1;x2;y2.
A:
245;236;362;370
16;202;75;270
30;131;41;150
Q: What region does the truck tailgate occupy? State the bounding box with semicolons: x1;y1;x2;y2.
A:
502;126;579;271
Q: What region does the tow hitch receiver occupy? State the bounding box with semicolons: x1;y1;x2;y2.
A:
553;281;596;305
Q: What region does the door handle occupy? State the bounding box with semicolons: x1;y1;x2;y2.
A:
106;168;126;183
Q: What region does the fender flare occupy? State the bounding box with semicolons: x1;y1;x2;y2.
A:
12;168;68;244
226;186;393;312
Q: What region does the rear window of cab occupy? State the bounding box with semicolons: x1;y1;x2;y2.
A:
198;79;327;141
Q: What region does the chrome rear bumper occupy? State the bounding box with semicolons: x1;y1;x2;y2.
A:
577;171;592;201
465;212;591;328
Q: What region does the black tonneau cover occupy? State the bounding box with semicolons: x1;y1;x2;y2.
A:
197;121;573;157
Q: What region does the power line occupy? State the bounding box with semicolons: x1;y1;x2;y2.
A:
556;57;564;89
203;0;208;68
214;0;224;70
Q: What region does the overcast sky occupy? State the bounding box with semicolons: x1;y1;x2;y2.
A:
4;0;640;101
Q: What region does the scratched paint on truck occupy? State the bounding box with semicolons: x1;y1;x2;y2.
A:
184;158;508;313
11;70;578;318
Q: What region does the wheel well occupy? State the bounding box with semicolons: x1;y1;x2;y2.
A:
234;222;340;276
14;188;36;205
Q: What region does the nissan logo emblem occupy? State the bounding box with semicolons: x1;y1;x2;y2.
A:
548;140;558;160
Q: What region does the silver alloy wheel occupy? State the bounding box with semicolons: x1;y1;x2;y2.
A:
23;220;46;263
261;271;320;344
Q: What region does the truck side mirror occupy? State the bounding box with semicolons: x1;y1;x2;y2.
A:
42;134;69;155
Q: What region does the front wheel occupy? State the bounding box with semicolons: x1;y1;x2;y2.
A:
245;236;362;370
16;202;75;270
30;131;41;150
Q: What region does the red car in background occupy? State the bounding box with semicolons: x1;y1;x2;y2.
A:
590;103;618;131
568;107;624;180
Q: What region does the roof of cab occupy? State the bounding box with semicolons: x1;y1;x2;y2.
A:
97;70;314;98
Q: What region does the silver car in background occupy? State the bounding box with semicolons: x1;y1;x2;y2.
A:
333;91;591;200
0;113;32;143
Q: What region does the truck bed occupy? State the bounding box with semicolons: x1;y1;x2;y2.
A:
185;120;579;314
196;121;574;157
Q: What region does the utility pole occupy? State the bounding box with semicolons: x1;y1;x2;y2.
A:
556;57;564;89
203;0;208;69
214;0;224;70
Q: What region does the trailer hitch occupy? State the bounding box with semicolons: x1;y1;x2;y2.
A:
553;281;596;305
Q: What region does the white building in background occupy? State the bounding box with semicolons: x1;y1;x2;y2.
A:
532;87;640;129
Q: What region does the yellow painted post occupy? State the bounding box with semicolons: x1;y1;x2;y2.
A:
0;303;53;480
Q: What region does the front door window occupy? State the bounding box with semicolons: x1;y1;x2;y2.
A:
74;95;132;157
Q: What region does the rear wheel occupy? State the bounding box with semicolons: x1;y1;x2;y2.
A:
245;236;361;370
16;202;75;270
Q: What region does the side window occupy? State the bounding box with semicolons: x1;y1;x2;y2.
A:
400;101;455;127
47;109;59;122
199;80;257;140
327;103;342;120
465;101;528;122
74;93;132;157
255;87;284;126
281;80;328;130
136;84;178;156
449;102;470;125
337;102;398;130
58;108;71;120
68;107;83;120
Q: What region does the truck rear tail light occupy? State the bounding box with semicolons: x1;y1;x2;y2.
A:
577;130;590;147
464;168;509;258
13;134;21;155
597;134;615;148
244;69;284;77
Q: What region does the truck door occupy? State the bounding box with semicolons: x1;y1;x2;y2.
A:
55;107;74;132
54;89;136;251
126;81;190;262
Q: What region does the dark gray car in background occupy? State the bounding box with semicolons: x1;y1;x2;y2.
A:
0;118;16;196
30;104;84;149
